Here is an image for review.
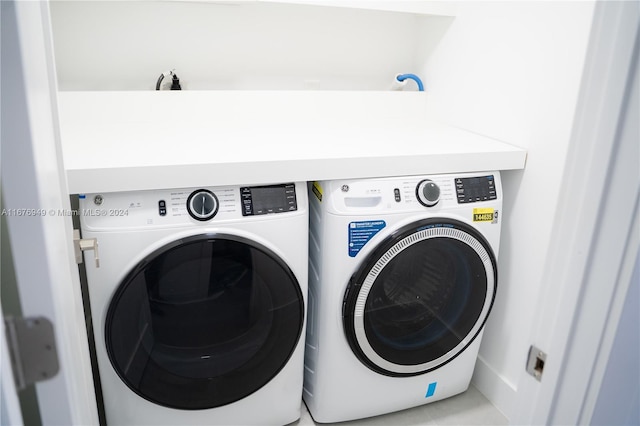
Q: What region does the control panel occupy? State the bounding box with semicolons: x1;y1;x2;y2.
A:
324;172;501;215
79;182;304;230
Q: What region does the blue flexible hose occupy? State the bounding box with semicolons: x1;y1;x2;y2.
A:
396;73;424;91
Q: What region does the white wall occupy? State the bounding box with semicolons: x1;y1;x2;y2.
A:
420;1;596;417
50;0;446;91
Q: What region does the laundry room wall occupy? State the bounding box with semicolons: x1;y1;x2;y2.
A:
419;1;596;417
50;0;448;91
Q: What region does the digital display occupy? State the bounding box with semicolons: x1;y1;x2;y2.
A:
252;187;289;213
456;175;497;204
241;184;297;216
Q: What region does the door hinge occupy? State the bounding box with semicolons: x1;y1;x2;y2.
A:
73;229;99;267
526;345;547;381
4;316;60;390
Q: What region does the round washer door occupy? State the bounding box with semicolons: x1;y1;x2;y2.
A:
105;234;304;410
343;218;497;377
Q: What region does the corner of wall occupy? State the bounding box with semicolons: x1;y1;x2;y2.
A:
472;355;517;420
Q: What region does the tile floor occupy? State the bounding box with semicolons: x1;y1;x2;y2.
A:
293;385;508;426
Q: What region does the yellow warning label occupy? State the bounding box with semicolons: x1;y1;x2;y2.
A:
312;181;323;202
473;208;495;222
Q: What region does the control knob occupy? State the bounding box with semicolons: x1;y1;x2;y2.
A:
416;180;440;207
187;189;219;221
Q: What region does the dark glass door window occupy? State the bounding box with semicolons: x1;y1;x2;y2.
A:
105;234;304;409
343;219;497;377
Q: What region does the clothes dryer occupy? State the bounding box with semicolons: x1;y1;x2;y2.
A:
304;172;501;423
79;183;307;425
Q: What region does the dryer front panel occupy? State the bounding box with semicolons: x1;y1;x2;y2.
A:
342;218;497;377
104;233;304;410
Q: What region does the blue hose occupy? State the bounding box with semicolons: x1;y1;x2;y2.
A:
396;73;424;91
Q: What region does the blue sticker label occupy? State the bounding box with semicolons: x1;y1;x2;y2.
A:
425;382;437;398
348;220;386;257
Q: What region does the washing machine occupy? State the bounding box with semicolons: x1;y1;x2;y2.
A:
79;182;308;425
304;172;502;423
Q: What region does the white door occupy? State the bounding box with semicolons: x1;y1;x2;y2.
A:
1;1;98;424
511;1;640;424
1;305;24;426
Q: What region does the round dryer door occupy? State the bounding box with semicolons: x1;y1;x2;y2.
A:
343;218;497;377
105;234;304;410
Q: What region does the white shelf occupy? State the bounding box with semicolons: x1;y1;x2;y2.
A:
161;0;458;16
57;91;526;194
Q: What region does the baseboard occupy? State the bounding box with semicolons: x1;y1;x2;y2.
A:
471;355;517;420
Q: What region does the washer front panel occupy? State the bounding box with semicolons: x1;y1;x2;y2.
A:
343;218;497;376
105;233;304;410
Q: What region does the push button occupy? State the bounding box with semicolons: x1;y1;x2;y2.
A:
158;200;167;216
